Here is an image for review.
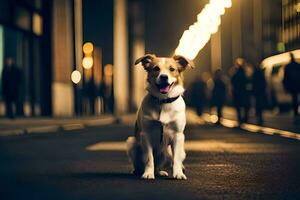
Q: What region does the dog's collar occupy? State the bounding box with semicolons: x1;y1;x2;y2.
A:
151;95;180;104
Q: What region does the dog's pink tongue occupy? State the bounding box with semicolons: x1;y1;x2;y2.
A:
159;85;170;93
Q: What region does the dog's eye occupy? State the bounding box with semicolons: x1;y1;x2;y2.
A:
169;67;176;72
153;66;160;72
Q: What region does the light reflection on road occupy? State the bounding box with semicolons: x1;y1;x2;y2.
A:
86;140;287;153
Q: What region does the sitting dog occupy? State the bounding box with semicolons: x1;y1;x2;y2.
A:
126;54;194;180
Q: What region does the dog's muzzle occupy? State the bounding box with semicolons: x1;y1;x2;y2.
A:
156;75;173;94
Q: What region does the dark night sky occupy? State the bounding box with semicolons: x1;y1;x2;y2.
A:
82;0;113;66
144;0;207;56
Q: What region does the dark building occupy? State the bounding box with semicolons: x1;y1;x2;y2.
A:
0;0;82;117
0;0;52;116
281;0;300;51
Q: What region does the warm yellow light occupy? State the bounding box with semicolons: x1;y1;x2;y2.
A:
83;42;94;55
82;56;93;69
296;3;300;13
33;13;43;36
175;0;232;60
210;115;219;123
71;70;81;84
261;49;300;70
104;64;113;76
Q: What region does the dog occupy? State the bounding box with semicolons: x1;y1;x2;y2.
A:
126;54;194;180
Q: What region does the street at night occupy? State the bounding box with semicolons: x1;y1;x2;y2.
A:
1;0;300;199
1;119;300;200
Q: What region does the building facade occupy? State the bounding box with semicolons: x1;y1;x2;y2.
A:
0;0;53;116
211;0;283;73
0;0;82;117
281;0;300;51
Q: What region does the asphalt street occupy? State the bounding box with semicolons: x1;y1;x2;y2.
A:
0;123;300;200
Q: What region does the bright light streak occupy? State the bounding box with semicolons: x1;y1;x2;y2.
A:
261;49;300;70
71;70;81;84
175;0;232;60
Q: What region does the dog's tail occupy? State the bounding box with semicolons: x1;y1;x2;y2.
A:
126;136;144;175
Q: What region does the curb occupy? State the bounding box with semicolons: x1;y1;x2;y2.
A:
0;117;116;137
202;113;300;141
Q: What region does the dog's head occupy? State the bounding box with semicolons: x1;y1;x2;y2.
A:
135;54;194;96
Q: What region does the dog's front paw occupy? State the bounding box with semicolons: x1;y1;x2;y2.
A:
173;171;187;180
141;172;155;179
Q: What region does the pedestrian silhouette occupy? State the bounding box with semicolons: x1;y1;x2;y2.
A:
283;53;300;123
211;69;226;124
1;57;22;119
252;63;267;125
190;75;207;116
84;78;96;115
99;80;108;113
230;58;251;125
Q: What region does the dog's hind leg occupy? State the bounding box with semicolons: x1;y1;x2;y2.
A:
126;137;145;176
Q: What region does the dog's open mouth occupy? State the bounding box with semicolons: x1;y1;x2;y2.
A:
157;82;173;94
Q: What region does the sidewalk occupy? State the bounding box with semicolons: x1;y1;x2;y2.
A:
221;107;300;133
0;115;115;136
186;107;300;140
0;107;299;137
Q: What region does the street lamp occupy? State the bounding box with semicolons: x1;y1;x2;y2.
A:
82;56;93;69
83;42;94;55
71;70;81;84
82;42;94;69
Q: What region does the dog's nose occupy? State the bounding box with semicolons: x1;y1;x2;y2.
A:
160;74;168;81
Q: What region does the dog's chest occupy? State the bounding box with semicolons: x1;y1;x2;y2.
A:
159;104;176;124
142;96;185;124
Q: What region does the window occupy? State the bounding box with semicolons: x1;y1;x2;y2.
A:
33;13;43;36
14;6;31;31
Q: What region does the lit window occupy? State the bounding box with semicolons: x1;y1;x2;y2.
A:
14;7;30;31
33;13;43;36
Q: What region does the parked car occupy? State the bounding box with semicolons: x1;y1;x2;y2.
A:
261;49;300;112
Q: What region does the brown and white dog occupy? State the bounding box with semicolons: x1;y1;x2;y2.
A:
126;54;194;180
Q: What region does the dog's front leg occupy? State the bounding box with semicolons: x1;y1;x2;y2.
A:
172;133;187;180
141;134;155;179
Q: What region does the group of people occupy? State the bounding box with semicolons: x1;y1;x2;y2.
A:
230;58;267;125
188;69;228;124
189;58;268;125
189;53;300;126
1;54;300;122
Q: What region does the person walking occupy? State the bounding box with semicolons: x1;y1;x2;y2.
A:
190;75;207;116
230;58;250;125
252;63;267;125
211;69;226;124
1;57;22;119
283;53;300;123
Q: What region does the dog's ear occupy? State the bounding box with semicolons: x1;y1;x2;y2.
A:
134;54;156;70
173;55;194;71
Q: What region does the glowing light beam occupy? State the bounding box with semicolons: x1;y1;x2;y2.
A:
175;0;232;60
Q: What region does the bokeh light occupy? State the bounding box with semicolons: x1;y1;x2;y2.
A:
104;64;113;76
82;56;93;69
71;70;81;84
83;42;94;55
